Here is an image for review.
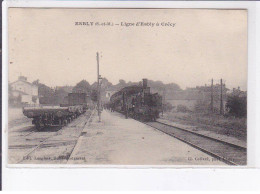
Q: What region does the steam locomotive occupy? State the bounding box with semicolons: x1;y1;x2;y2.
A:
109;79;162;121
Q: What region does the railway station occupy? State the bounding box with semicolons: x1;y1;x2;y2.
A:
8;77;246;166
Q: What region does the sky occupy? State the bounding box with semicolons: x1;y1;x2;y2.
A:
8;8;247;90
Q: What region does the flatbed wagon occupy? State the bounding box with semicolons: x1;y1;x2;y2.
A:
23;105;84;129
23;93;89;129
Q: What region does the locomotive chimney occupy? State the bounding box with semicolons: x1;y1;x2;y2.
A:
142;79;148;89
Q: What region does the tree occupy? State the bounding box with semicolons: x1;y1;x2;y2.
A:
32;79;40;85
177;104;189;112
165;83;181;91
119;79;126;86
33;80;54;104
73;80;91;93
101;77;113;89
91;89;98;102
194;99;210;113
34;82;54;97
32;96;38;103
163;102;174;112
226;95;247;117
53;88;68;105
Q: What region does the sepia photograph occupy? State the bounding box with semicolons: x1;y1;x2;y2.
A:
7;8;247;166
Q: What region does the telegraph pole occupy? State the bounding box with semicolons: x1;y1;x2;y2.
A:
220;78;223;115
96;52;101;122
162;88;166;117
211;78;214;113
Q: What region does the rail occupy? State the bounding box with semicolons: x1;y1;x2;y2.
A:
144;121;247;166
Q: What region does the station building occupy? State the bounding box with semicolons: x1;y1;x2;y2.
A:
10;76;39;105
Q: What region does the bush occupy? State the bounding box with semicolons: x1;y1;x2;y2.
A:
194;100;209;113
163;102;174;112
226;95;247;117
177;105;189;112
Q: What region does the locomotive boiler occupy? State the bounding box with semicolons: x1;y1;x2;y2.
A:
109;79;162;121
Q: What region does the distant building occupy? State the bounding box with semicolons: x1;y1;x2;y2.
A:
55;86;73;93
102;89;117;103
167;84;229;113
10;76;39;104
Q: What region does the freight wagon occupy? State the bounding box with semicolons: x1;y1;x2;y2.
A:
23;93;88;129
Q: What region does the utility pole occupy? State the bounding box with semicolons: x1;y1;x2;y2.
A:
96;52;101;122
211;78;214;113
162;88;166;117
220;78;223;115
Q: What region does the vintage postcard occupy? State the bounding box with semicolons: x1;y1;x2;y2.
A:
7;8;247;166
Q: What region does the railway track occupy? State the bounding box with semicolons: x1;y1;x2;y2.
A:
145;121;247;166
14;111;92;164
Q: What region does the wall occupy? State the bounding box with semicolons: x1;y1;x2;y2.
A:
21;95;32;104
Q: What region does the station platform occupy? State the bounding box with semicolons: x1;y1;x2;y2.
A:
68;110;225;165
